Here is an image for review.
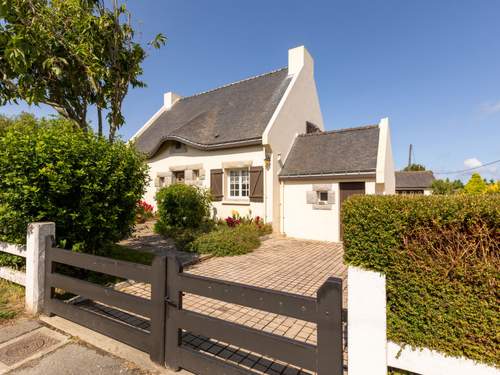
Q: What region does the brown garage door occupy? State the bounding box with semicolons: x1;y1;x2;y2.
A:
339;182;365;240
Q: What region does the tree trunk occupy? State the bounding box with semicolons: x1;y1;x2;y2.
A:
97;107;103;137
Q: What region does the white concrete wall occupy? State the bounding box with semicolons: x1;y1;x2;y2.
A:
387;342;499;375
348;266;500;375
348;266;387;375
144;144;268;221
282;179;376;242
263;46;324;231
424;188;433;195
282;180;340;242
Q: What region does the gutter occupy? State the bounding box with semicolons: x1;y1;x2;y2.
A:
279;171;376;181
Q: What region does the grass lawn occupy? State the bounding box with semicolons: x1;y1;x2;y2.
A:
0;279;24;324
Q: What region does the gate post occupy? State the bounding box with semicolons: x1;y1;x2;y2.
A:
25;222;55;315
316;277;343;375
164;254;183;371
150;254;167;364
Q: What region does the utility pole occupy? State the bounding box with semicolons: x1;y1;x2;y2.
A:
408;144;413;168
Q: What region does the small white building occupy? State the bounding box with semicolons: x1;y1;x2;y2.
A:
132;46;395;242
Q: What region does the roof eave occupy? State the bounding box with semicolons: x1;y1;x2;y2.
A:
279;171;376;181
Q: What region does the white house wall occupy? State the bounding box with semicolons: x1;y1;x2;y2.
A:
144;144;269;221
282;179;377;242
263;46;324;231
376;118;396;194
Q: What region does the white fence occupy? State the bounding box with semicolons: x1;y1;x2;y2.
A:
347;266;499;375
0;222;55;315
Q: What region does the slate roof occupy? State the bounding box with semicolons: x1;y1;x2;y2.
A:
280;125;380;177
395;171;435;189
134;68;292;157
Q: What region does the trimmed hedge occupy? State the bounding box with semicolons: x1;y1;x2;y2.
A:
342;194;499;367
0;115;148;266
188;224;261;257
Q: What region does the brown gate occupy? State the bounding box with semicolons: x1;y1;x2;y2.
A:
43;238;167;363
163;255;344;375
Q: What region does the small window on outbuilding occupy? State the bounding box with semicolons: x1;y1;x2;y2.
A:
318;191;329;204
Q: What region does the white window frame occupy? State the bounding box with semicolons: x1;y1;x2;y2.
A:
227;168;250;200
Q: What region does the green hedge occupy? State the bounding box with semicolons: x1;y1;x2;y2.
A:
342;194;499;367
0;114;148;267
188;224;261;257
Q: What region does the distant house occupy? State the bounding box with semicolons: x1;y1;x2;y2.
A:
395;171;435;195
132;46;395;242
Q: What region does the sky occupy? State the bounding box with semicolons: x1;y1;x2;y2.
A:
2;0;499;181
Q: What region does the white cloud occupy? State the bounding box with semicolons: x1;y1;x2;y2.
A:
479;100;500;115
463;157;482;169
462;157;500;180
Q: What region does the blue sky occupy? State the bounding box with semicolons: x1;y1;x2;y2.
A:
2;0;499;181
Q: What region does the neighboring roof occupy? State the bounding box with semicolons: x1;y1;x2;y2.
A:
395;171;435;190
134;68;292;157
280;125;380;178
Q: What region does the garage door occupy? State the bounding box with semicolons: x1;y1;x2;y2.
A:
339;182;365;240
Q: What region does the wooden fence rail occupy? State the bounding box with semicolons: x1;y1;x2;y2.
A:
164;254;344;375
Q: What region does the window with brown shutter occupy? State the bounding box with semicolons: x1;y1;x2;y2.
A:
210;169;223;201
249;166;264;202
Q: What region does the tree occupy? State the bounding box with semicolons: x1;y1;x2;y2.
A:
464;173;487;194
0;0;166;140
431;178;464;195
403;164;426;171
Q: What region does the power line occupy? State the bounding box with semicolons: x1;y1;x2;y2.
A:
434;159;500;175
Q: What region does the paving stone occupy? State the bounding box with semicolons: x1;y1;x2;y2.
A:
11;343;145;375
0;320;40;345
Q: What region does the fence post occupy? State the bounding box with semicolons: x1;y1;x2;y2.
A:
25;222;56;315
347;266;387;375
164;254;183;371
316;276;343;375
150;254;167;364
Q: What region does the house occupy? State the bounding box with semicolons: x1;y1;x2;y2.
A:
132;46;395;242
395;171;435;195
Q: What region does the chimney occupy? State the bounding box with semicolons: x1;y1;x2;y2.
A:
163;92;181;110
288;45;314;76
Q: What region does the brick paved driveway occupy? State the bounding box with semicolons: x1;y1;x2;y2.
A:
82;236;347;374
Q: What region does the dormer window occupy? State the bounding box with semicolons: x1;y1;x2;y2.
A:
174;141;182;149
306;121;321;134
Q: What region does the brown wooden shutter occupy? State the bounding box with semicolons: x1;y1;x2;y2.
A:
249;166;264;202
210;169;223;201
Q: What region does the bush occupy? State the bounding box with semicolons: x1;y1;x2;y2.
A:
188;224;261;256
0;114;148;266
155;184;211;229
342;194;499;366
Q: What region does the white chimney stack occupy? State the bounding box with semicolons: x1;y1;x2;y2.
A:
163;92;181;110
288;45;314;76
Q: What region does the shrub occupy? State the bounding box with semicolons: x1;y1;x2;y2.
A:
155;184;211;230
188;224;261;256
342;194;499;366
0;114;148;266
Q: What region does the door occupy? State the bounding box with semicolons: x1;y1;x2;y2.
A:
339;182;365;240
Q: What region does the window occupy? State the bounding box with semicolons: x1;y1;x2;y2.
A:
192;169;200;181
174;171;185;183
318;191;328;204
174;141;182;149
159;176;165;187
228;169;249;199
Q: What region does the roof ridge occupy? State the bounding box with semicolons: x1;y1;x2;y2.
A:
178;67;288;101
298;124;379;137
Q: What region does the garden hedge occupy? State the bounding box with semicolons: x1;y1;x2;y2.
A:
0;115;148;267
342;194;499;367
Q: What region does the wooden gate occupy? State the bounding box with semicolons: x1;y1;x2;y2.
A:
43;238;167;363
163;255;344;375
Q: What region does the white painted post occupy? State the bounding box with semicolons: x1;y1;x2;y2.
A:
348;266;387;375
25;222;56;315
